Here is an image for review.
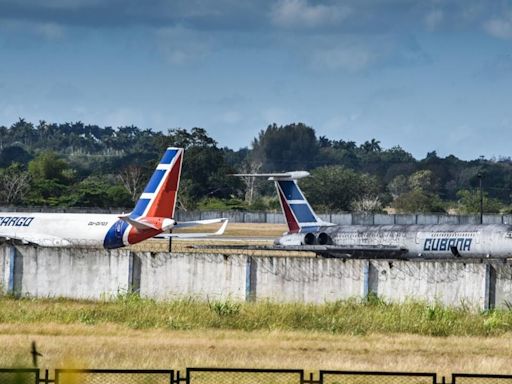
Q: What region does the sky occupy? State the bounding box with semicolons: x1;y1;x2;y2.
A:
1;0;512;160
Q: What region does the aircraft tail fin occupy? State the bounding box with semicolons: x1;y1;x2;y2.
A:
233;171;334;233
130;147;183;219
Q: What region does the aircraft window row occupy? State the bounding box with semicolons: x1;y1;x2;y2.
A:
428;232;477;238
338;233;405;239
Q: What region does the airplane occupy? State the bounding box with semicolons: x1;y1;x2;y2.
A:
232;171;512;260
0;147;228;249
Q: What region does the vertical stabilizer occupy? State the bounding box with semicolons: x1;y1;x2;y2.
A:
130;147;183;219
233;171;334;233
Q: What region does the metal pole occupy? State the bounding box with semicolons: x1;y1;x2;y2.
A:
479;173;483;224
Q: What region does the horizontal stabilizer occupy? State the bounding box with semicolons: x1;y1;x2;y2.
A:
174;217;228;229
232;171;310;180
118;215;158;230
155;218;228;239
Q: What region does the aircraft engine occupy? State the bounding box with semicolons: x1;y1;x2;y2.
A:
303;232;316;245
317;232;332;245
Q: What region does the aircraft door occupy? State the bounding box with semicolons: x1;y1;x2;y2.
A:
115;220;124;241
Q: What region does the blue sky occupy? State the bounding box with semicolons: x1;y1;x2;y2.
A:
1;0;512;160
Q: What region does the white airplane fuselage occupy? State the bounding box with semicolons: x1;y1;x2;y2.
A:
0;213;136;248
276;224;512;259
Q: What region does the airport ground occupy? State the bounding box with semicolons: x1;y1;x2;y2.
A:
1;296;512;375
2;223;512;375
3;324;512;376
175;222;287;237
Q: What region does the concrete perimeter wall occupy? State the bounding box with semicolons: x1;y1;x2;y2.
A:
0;246;131;299
2;244;512;309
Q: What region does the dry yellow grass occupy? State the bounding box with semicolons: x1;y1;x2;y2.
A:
1;323;512;376
173;222;287;237
129;223;315;256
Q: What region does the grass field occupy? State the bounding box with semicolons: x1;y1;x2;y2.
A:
2;223;512;374
2;295;512;374
173;222;287;237
3;325;512;376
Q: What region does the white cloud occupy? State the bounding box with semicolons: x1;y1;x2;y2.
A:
261;107;293;125
271;0;351;29
157;26;213;65
42;0;103;10
36;22;65;40
424;9;444;31
103;107;144;128
219;110;243;125
311;45;375;72
484;14;512;39
323;114;358;130
0;103;26;123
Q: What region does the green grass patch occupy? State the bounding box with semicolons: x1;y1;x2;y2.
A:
1;294;512;336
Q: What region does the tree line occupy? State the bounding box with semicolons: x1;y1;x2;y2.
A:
0;119;510;214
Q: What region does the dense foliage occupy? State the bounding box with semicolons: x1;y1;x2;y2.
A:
1;118;512;213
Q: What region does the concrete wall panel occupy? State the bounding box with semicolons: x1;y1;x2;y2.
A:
372;261;486;307
353;214;374;225
458;215;480;225
0;246;9;293
438;215;461;225
16;246;130;299
254;258;365;303
266;212;285;224
244;212;266;223
483;215;503;224
394;215;416;225
138;253;247;300
374;214;395;225
494;264;512;308
503;215;512;225
330;214;352;225
416;215;439;225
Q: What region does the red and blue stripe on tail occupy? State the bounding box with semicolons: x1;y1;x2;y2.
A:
274;178;325;233
104;147;183;249
231;171;333;234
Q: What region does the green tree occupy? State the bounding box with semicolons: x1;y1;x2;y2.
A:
409;170;437;193
456;189;503;214
392;190;445;213
390;170;444;213
26;179;69;206
28;151;70;183
66;176;132;208
26;151;72;206
155;127;241;207
301;165;379;211
360;139;382;152
0;145;32;167
106;185;133;208
252;123;319;171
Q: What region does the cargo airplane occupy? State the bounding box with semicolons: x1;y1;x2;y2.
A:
233;171;512;259
0;147;227;249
